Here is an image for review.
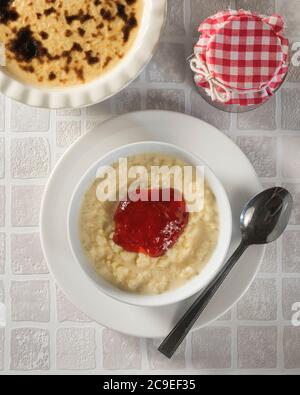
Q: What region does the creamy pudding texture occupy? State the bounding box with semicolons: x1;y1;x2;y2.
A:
0;0;142;86
80;154;219;295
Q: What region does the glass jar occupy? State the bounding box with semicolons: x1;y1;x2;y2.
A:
190;9;290;113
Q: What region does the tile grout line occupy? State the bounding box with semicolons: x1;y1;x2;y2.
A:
141;337;149;370
3;97;12;371
276;89;282;135
49;279;57;371
231;304;238;370
276;124;285;372
1;318;298;328
49;108;57;371
277;239;285;371
96;326;104;371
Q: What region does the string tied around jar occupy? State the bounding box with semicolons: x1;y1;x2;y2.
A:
189;55;231;103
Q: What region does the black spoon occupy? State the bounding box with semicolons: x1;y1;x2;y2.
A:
158;187;293;359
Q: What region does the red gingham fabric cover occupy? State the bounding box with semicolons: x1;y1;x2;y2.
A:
193;10;289;106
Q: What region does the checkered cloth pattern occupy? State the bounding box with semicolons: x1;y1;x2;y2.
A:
192;10;289;106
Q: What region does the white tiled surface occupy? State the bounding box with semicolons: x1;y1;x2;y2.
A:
0;0;300;375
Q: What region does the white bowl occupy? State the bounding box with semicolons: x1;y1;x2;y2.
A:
0;0;167;109
68;141;232;307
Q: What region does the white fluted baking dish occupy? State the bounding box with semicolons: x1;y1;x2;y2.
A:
0;0;167;109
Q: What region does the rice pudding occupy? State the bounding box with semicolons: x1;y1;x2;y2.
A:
79;154;219;295
0;0;143;86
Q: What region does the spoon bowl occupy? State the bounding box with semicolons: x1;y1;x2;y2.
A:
240;187;293;245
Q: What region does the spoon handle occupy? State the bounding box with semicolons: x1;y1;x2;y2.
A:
158;240;249;359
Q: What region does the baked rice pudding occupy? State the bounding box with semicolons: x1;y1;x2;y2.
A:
0;0;143;86
79;154;219;295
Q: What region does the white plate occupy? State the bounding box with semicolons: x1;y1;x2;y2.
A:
0;0;166;109
40;110;265;338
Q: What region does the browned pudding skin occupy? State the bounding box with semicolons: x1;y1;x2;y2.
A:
44;7;56;17
0;0;140;85
40;31;49;40
85;50;100;65
10;27;45;63
0;0;19;24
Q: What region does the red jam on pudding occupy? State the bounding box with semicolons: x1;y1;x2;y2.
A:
113;188;189;257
